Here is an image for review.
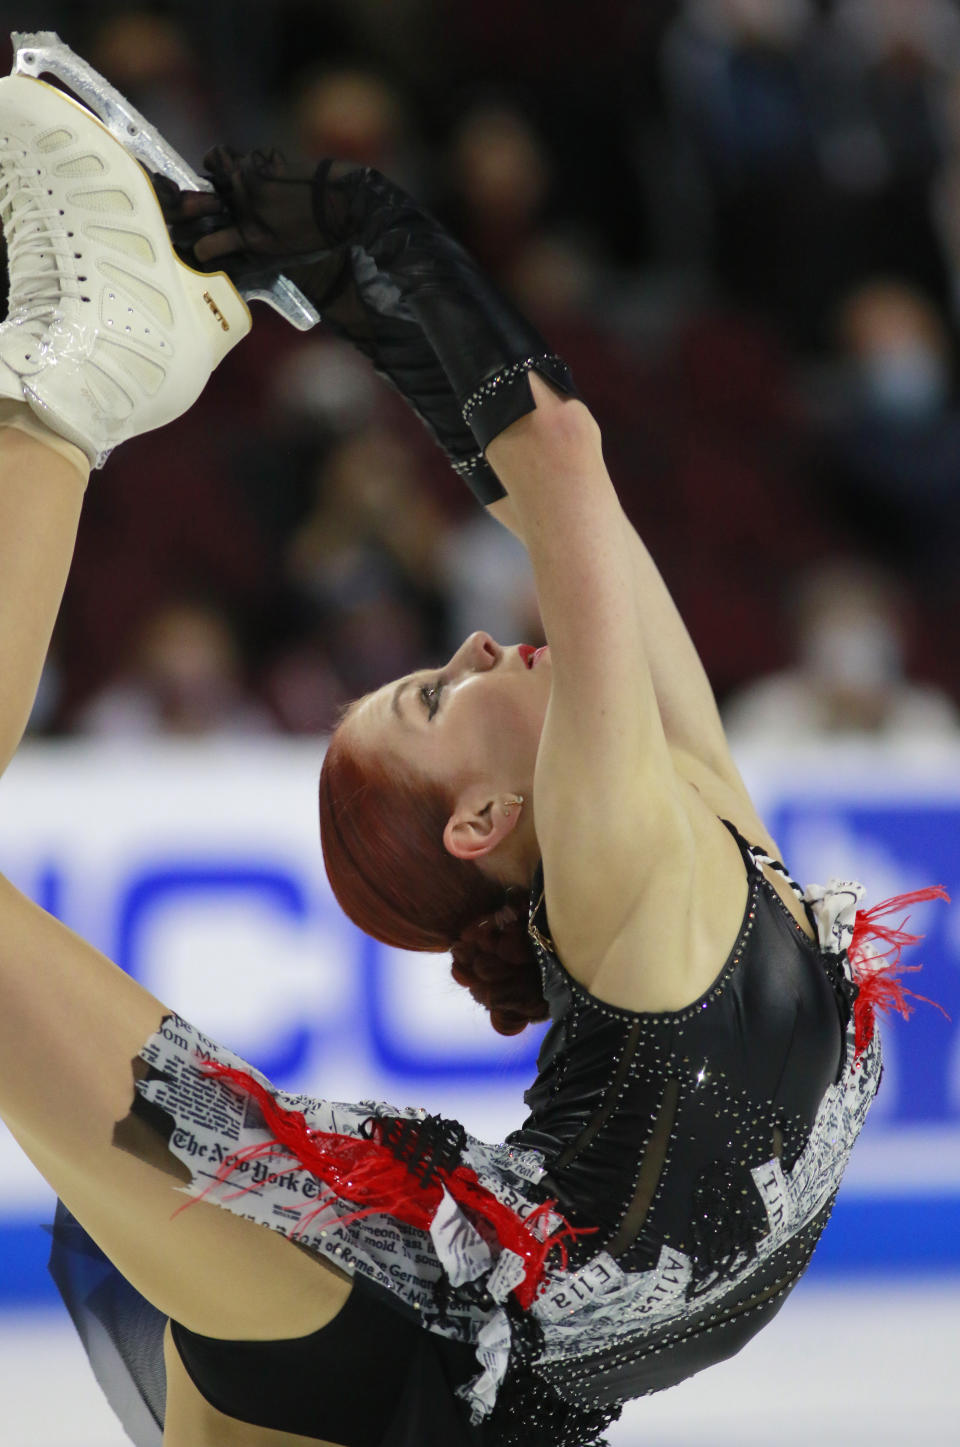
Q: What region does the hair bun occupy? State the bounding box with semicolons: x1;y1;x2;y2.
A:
450;890;548;1036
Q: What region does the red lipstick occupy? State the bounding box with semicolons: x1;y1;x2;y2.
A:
518;644;549;669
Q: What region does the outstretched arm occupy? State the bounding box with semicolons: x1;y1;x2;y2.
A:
171;155;749;795
484;379;755;1008
487;492;746;791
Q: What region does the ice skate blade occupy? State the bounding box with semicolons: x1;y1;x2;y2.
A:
10;30;321;333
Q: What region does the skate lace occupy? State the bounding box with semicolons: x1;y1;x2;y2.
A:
0;144;86;347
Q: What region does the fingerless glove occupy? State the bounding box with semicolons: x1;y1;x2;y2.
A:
174;150;577;504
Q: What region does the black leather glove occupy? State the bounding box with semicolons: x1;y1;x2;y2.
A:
160;150;577;504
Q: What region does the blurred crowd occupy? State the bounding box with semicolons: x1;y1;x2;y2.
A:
7;0;960;744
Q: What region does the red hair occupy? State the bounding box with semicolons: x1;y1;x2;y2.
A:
319;719;549;1035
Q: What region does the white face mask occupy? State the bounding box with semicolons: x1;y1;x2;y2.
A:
859;344;949;422
803;618;900;689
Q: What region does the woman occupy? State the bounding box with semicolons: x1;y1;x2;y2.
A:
0;67;943;1447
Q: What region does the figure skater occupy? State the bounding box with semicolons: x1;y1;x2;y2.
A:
0;60;945;1447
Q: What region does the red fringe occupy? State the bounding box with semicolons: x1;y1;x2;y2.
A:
179;1062;594;1309
848;886;950;1062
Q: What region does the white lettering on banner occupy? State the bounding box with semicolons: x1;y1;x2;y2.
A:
428;1186;492;1287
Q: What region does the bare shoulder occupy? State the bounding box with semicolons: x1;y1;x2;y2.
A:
539;779;754;1014
670;746;783;858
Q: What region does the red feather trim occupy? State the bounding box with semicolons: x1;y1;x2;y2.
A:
176;1062;594;1309
848;886;950;1062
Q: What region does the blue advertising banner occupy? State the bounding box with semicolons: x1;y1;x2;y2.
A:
749;748;960;1278
0;740;957;1307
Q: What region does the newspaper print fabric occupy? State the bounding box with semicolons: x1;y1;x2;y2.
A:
134;1014;548;1412
133;876;879;1421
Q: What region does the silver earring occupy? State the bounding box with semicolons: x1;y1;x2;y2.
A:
503;793;524;817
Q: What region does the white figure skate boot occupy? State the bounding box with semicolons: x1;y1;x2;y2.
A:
0;72;252;466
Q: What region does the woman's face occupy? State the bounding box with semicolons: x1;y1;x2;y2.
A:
345;631;551;804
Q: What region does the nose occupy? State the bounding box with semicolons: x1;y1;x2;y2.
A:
450;631;501;674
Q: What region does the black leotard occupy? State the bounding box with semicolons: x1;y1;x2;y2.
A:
158;823;859;1435
171;1275;481;1446
505;820;853;1413
50;821;875;1447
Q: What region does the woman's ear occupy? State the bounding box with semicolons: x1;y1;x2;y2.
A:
443;793;523;862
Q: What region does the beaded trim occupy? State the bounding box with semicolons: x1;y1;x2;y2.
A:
543;1209;830;1412
757;869;821;947
526;870;763;1026
461;354;562;425
529;1012;880;1394
751;850;805;902
525;829;820;1023
451;451;487;476
529;1021;879;1391
739;838;819;946
519;854;881;1415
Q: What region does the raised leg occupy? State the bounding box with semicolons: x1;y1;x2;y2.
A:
0;414;85;774
0;61;351;1347
0;62;251;756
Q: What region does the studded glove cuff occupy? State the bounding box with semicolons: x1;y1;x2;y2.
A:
307;162;578;455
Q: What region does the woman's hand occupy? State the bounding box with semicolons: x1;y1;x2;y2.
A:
154;150;349;302
157;149;520;500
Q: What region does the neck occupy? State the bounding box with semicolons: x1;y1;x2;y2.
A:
484;814;541;893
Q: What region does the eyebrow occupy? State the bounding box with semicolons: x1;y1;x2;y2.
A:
391;679;415;720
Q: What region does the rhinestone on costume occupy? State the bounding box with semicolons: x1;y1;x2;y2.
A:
451;452;486;475
112;830;889;1437
461;353;562;424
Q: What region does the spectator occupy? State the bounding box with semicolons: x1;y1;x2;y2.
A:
443;102;553;276
76;598;273;737
816;278;960;581
661;0;824;332
283;429;450;696
722;559;959;741
90;10;218;165
631;306;832;696
16;5;960;732
807;0;960;310
292;66;421;187
260;628;353;736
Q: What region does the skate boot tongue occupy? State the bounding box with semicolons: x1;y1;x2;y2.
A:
0;144;84;375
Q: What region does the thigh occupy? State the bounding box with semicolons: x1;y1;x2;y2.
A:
0;875;351;1339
